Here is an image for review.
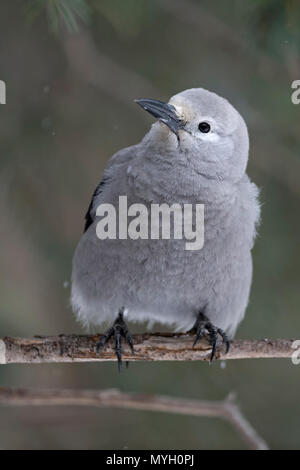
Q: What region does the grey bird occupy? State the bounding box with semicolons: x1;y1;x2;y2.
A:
71;88;260;369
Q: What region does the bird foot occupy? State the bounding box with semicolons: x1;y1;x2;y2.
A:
96;307;134;372
189;312;230;363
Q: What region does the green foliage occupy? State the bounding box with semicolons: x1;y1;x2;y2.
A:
25;0;158;36
234;0;300;57
26;0;91;33
24;0;300;47
91;0;154;37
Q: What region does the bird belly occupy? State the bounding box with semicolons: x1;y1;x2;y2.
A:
71;230;252;337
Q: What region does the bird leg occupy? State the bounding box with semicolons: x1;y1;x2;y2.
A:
97;307;134;371
189;312;230;362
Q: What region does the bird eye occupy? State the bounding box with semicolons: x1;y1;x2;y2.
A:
198;122;211;133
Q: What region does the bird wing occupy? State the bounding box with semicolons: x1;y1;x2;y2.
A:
83;144;137;232
84;176;110;232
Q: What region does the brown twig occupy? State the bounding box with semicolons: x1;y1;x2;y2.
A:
0;387;269;450
0;334;296;364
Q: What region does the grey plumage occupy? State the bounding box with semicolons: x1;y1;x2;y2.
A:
71;88;260;343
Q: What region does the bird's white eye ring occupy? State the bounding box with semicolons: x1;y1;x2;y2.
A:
198;122;211;133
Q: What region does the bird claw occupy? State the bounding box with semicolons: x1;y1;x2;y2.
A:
96;308;134;372
191;312;230;362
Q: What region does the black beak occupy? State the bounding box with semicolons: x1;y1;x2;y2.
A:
135;98;184;136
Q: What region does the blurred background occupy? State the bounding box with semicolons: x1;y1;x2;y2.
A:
0;0;300;450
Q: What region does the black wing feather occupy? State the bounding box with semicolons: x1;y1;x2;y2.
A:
84;176;109;232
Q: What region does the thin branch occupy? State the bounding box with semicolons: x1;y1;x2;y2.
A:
0;334;296;364
0;387;269;450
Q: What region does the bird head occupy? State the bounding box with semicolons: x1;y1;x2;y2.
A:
135;88;249;183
